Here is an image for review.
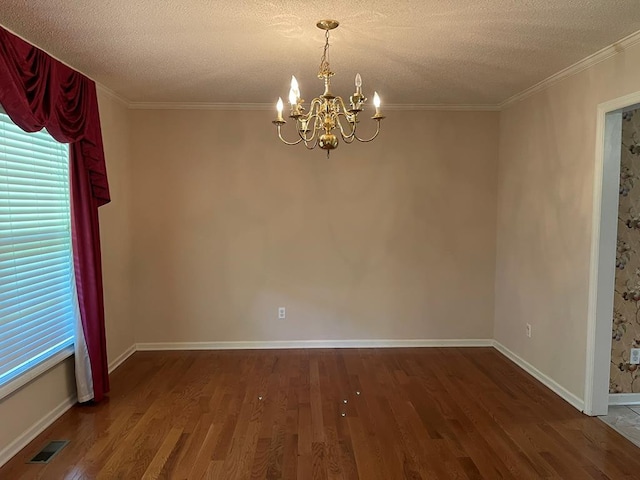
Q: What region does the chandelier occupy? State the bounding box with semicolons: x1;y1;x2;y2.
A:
272;20;384;157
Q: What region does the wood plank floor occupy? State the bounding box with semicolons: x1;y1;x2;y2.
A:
1;347;639;479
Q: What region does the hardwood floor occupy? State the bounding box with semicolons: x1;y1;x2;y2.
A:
1;347;639;479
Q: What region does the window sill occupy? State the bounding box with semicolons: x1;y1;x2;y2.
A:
0;346;74;402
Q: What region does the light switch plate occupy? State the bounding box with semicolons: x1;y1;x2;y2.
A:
631;348;640;365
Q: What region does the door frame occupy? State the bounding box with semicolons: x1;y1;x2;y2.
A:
585;91;640;415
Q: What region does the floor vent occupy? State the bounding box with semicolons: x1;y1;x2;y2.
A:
28;440;69;464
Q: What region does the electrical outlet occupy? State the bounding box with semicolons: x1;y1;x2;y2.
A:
526;323;532;338
631;348;640;365
278;307;286;319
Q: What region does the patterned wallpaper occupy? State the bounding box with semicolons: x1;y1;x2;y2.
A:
611;108;640;394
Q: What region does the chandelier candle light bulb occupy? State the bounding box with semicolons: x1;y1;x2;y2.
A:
373;92;382;117
290;76;300;101
272;19;384;156
288;86;296;106
288;75;303;117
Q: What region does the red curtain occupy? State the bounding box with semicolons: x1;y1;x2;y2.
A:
0;27;111;401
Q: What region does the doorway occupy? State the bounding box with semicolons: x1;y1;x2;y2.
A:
586;92;640;416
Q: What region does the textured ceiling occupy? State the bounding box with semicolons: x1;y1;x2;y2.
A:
1;0;640;106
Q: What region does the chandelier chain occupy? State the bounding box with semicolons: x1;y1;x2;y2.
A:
318;29;331;76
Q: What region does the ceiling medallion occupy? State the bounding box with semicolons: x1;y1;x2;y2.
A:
272;20;384;157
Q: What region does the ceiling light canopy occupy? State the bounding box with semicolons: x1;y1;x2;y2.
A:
272;20;384;157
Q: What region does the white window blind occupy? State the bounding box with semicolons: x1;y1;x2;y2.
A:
0;110;76;393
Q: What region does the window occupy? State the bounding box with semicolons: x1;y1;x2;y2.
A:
0;109;77;398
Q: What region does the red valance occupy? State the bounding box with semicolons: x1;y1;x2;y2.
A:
0;27;110;205
0;25;110;402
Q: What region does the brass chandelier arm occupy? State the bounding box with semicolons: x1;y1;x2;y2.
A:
334;97;358;140
301;115;320;149
296;113;320;143
335;112;357;142
296;112;322;150
292;98;323;143
302;137;319;150
311;113;322;138
276;124;304;145
352;119;382;143
309;97;323;111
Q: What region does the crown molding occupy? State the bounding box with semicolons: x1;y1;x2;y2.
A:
96;84;130;106
386;104;500;111
128;102;273;110
127;101;501;111
500;29;640;109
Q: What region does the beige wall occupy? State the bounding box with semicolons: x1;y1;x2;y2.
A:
495;43;640;399
130;109;499;343
98;88;136;363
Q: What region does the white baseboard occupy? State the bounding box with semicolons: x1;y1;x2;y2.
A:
108;344;137;373
0;394;76;468
609;393;640;406
492;341;585;412
136;338;494;351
